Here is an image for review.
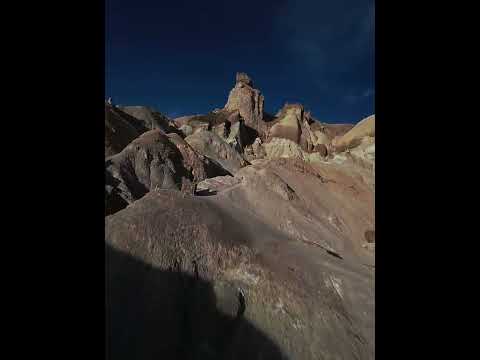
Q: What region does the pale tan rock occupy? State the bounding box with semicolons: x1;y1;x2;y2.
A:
334;115;375;150
312;130;330;145
224;72;264;130
267;104;303;144
264;138;305;160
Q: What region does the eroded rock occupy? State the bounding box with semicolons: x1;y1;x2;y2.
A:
333;115;375;152
105;129;211;215
105;104;143;157
185;130;249;174
106;156;375;360
225;72;264;131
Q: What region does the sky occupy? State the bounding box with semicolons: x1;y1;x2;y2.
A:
106;0;374;124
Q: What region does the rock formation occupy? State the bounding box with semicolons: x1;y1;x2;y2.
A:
185;129;249;175
224;72;265;132
106;72;375;360
332;115;375;151
118;105;178;134
105;129;226;215
268;103;304;144
105;103;143;157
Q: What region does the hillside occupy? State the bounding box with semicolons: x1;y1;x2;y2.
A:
106;73;375;360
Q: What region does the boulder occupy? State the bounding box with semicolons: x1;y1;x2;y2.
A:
185;130;248;175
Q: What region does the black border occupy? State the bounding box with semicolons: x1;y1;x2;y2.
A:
6;0;468;358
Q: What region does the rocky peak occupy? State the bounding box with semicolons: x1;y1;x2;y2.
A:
236;72;253;86
276;103;304;119
224;72;264;131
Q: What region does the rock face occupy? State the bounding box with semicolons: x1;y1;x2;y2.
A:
105;104;143;157
251;137;267;159
266;103;333;157
268;104;303;144
106;156;374;360
333;115;375;151
225;72;265;131
196;175;241;194
310;122;355;141
224;119;248;153
264;138;305;160
105;129;214;215
178;124;193;137
236;72;253;85
174;110;242;134
118;106;178;133
311;130;330;145
185;130;249;175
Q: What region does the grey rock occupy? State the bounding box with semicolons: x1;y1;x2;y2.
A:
185;130;248;175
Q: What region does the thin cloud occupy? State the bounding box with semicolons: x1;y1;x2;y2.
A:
345;88;375;104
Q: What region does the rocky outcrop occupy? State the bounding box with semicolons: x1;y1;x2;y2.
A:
225;120;248;154
311;130;330;145
310;122;355;142
333;115;375;151
236;72;253;85
196;175;241;194
185;130;249;175
224;72;264;131
348;137;375;171
264;138;305;160
118;106;178;133
105;104;143;157
266;103;332;157
105;129;215;215
174;110;241;134
178;124;193;137
268;104;303;144
251;137;267;159
314;143;328;157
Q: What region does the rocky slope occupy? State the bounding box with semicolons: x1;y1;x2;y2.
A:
105;103;143;157
118;105;179;133
106;72;375;359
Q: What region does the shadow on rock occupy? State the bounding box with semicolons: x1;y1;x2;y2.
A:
106;243;287;360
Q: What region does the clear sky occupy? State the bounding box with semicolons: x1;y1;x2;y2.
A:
106;0;374;124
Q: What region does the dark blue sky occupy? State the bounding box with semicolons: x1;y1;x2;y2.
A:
106;0;374;124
